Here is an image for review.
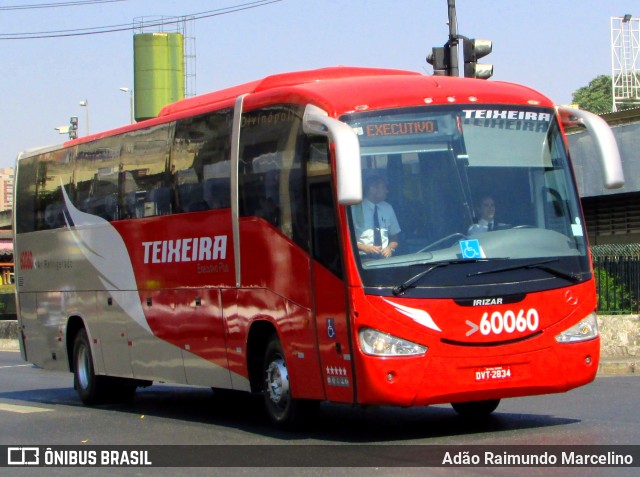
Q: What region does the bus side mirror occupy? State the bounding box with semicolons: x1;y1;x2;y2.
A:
303;104;362;204
559;107;624;190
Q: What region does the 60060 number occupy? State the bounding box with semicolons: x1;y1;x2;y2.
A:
479;309;539;336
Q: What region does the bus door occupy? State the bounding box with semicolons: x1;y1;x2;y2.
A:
308;169;355;403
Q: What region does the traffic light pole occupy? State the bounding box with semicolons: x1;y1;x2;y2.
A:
427;0;493;79
447;0;459;77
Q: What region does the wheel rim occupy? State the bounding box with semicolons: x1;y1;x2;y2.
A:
76;344;90;390
265;357;290;412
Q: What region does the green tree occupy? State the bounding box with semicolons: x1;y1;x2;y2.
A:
571;75;613;114
572;74;640;114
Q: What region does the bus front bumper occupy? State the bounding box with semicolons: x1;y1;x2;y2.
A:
354;337;600;407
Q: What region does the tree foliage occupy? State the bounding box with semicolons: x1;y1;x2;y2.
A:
572;74;640;114
572;75;613;114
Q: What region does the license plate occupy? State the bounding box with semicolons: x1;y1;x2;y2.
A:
475;366;512;381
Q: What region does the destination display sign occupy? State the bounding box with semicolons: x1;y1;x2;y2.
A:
362;120;438;138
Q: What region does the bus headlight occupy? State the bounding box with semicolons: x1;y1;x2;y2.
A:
555;312;599;343
358;327;427;356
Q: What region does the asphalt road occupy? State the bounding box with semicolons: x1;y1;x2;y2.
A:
1;349;639;477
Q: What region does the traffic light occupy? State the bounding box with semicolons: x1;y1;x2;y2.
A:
427;45;450;76
463;38;493;79
69;116;78;139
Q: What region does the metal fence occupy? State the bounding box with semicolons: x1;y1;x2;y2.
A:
592;244;640;315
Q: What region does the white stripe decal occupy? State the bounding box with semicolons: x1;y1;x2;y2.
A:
382;298;442;332
60;185;151;333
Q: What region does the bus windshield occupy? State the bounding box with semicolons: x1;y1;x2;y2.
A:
343;105;590;295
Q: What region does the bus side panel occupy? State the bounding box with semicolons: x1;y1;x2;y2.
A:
16;293;39;365
221;288;252;391
62;290;104;375
95;290;134;378
126;294;188;384
282;297;324;400
33;291;68;372
237;218;325;400
161;287;232;388
227;288;324;399
312;263;354;403
109;212;235;386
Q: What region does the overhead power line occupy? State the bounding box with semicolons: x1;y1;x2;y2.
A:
0;0;282;39
0;0;125;11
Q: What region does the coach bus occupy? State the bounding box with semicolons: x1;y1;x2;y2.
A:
13;67;623;427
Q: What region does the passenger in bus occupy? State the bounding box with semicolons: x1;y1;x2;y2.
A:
467;195;509;234
352;174;400;258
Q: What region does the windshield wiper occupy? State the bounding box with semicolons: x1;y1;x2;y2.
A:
392;259;495;296
466;258;582;283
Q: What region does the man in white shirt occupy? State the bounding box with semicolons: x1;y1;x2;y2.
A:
468;196;505;234
352;175;401;258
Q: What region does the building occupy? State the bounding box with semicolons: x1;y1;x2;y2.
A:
0;168;14;213
0;168;14;287
568;108;640;246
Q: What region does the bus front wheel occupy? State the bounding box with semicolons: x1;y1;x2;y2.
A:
262;335;317;428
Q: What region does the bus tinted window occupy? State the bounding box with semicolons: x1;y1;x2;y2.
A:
239;105;307;246
120;125;172;218
21;148;74;232
172;109;232;213
74;136;122;221
15;155;38;233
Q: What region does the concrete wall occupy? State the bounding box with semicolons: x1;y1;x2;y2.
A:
598;314;640;374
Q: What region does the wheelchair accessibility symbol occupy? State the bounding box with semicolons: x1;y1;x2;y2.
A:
327;318;336;339
460;239;485;259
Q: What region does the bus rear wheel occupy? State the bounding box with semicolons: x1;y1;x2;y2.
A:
451;399;500;417
73;328;138;404
262;335;317;428
73;328;109;404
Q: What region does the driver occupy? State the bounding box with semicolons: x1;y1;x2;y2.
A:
352;174;400;258
468;196;508;234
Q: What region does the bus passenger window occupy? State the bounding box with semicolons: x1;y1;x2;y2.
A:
171;109;232;214
74;138;121;221
120;124;172;218
238;105;306;243
30;148;74;231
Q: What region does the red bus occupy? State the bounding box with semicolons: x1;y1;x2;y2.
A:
13;67;623;427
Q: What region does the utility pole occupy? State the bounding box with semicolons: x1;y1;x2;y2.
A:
447;0;459;77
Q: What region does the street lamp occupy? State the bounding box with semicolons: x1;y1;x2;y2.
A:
79;100;90;135
119;87;134;124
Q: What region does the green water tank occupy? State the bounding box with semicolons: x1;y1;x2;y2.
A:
134;32;185;121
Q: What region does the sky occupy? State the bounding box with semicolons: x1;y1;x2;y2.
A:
0;0;637;170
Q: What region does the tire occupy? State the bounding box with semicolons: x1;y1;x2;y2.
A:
73;328;139;404
73;328;109;404
262;335;318;428
451;399;500;417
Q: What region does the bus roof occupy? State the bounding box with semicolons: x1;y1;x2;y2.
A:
157;66;423;117
158;66;553;118
19;66;555;159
